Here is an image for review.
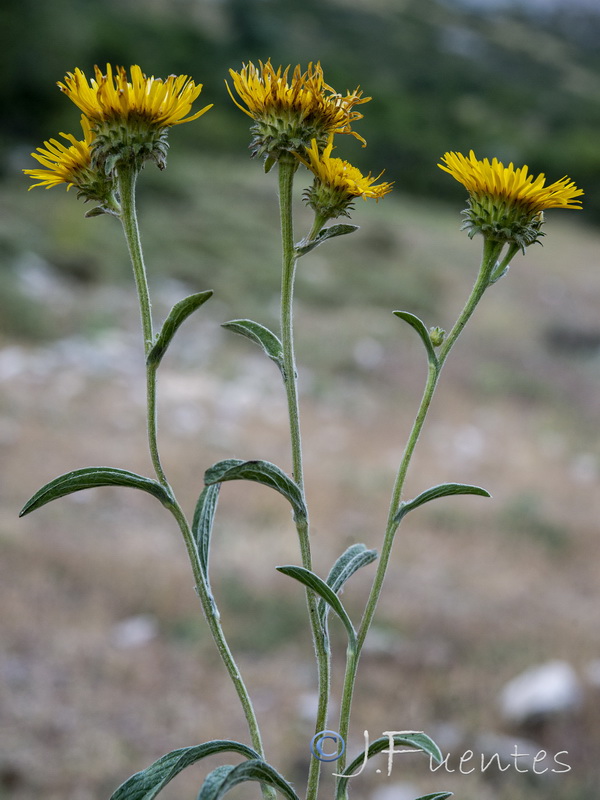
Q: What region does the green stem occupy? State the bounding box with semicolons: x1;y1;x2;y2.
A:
437;238;504;367
335;237;504;795
336;643;358;777
168;499;267;760
117;164;269;779
307;210;330;243
279;157;304;490
278;157;330;800
117;164;168;487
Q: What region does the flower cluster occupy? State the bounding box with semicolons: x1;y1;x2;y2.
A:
227;59;391;223
25;61;583;241
24;64;212;209
439;150;583;249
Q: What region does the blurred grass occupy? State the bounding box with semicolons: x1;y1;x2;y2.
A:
1;153;599;800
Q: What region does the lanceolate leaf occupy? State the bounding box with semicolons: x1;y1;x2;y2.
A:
147;290;213;366
19;467;174;517
326;543;378;596
204;459;307;521
192;483;221;581
319;544;377;627
393;310;438;368
191;483;221;616
295;224;359;257
197;759;301;800
277;565;356;648
335;733;443;798
109;741;261;800
221;319;284;372
413;794;453;800
394;482;491;526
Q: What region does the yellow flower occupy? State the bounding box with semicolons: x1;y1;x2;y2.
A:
23;116;116;208
227;60;369;162
439;150;583;212
301;138;392;206
438;150;583;248
58;64;212;128
57;65;212;171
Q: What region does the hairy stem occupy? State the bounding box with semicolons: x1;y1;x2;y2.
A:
168;499;268;761
117;164;168;487
118;164;269;781
336;238;504;794
278;156;330;800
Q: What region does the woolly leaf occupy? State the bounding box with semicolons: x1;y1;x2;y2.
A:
319;544;377;627
222;319;284;372
277;565;356;648
296;224;359;256
109;741;260;800
197;759;300;800
204;459;306;521
393;310;438;368
20;467;173;517
394;483;491;525
335;732;444;798
147;291;213;366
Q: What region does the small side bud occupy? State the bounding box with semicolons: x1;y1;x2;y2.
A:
429;326;446;347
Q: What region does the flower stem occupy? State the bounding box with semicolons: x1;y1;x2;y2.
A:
335;237;504;793
279;157;303;490
437;238;504;368
117;164;168;487
278;156;330;800
167;499;268;761
117;163;269;782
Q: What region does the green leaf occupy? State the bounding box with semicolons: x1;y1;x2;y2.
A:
147;291;213;366
394;482;491;525
335;733;444;797
489;262;510;285
413;794;453;800
295;224;359;256
197;759;300;800
277;565;356;648
110;741;261;800
393;311;438;368
192;483;221;580
191;483;221;616
221;319;284;372
319;544;377;627
326;543;378;595
204;459;307;521
20;467;174;517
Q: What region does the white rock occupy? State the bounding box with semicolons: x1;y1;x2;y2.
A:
499;660;583;724
110;614;158;649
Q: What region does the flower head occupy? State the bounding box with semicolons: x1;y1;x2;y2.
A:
300;138;392;220
439;150;583;249
58;64;212;171
23;116;117;209
58;64;211;127
227;60;369;163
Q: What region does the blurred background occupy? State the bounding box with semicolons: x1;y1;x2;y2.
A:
1;0;599;798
